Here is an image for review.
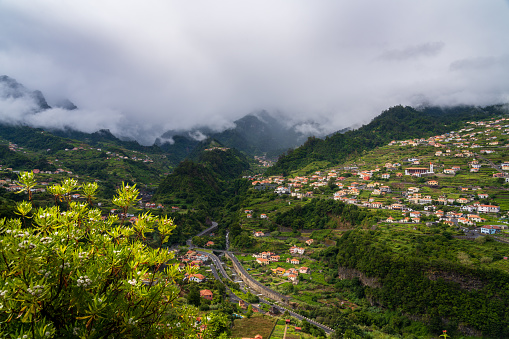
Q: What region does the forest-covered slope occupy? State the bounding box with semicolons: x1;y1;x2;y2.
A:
154;143;250;210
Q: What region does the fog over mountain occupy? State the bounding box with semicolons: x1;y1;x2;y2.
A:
0;1;508;144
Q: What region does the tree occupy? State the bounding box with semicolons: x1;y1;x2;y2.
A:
112;182;141;225
0;172;210;338
202;312;231;338
246;305;253;318
187;286;201;307
16;171;37;201
81;182;99;207
47;183;66;206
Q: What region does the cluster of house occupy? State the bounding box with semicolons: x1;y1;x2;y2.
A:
254;155;273;167
204;147;230;152
252;247;309;283
387;118;509;178
180;250;210;283
384;203;502;226
1;167;73;176
61;144;155;163
142;202;164;209
385;208;497;226
6;142;21;152
253;251;281;265
110;209;135;219
388;118;509;149
271;266;310;284
332;172;502;217
244;209;270;220
137;202;183;212
243;118;507;231
0;174;53;193
104;149;154;163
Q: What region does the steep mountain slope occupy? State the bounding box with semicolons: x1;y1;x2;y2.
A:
51;128;164;155
213;111;306;155
267;105;507;175
0;75;51;111
0;124;71;153
156;134;201;163
159;111;321;159
154;140;251;209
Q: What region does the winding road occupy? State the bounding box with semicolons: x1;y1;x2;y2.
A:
186;221;218;247
195;249;334;334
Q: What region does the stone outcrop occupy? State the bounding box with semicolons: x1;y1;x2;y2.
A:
337;267;381;288
426;270;485;291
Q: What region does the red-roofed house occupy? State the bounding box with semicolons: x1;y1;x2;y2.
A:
299;267;310;274
200;289;213;300
256;258;270;265
188;274;205;283
288;274;298;283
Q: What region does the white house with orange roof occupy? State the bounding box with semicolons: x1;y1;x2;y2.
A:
289;246;305;255
188;274;205;283
256;258;270;265
286;258;300;265
467;214;486;223
299;267;310;274
288;274;299;283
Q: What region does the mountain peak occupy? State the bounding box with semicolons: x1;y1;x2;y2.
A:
0;75;51;110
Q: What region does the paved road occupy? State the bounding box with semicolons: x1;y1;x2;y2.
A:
196;249;334;334
227;252;334;334
196;250;264;313
186;222;218;247
476;153;507;175
196;250;232;282
226;252;289;303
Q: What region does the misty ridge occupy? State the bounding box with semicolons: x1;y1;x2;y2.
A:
0;75;336;153
1;75;508;159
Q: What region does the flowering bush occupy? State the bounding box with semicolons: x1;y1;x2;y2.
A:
0;173;202;338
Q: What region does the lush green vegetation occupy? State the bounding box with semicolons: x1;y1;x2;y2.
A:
267;105;505;176
2;104;509;338
0;144;56;171
275;199;379;230
0;123;71;153
0;174;204;338
316;230;509;337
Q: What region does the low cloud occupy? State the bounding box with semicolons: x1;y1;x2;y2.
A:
450;55;509;71
0;94;125;135
188;130;208;142
293;122;329;137
0;1;508;144
377;42;445;61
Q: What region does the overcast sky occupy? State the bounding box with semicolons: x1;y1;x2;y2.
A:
1;0;509;144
